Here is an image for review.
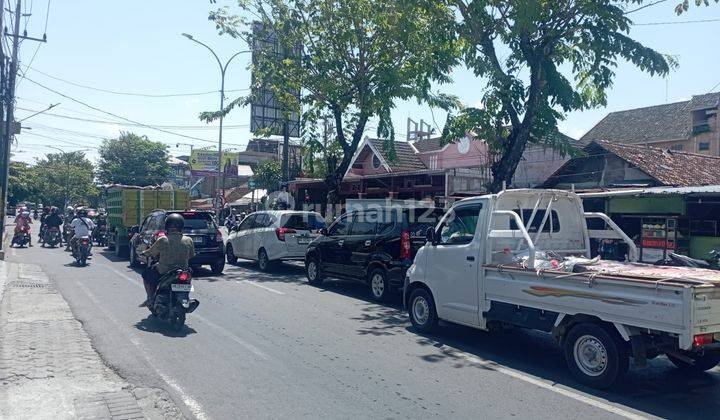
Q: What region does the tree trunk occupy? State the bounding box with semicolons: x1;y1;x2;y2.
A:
488;128;533;193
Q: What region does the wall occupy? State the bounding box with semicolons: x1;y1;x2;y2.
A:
512;146;570;188
348;146;389;176
436;140;489;170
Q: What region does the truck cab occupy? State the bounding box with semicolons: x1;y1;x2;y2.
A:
405;189;720;389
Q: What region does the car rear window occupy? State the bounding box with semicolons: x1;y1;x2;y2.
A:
282;213;325;230
406;208;444;237
173;212;216;231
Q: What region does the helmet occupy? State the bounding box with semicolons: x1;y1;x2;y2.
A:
51;206;58;214
77;208;88;217
164;213;185;231
66;206;74;212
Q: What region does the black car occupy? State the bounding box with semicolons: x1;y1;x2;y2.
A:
129;210;226;274
304;206;444;301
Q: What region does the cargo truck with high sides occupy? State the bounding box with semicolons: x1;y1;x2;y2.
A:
105;187;189;258
404;189;720;389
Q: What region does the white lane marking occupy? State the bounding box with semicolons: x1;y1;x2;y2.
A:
453;351;645;419
75;281;209;420
103;265;270;359
239;280;285;295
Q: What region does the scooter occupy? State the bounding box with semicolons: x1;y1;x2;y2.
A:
72;236;91;266
148;267;200;331
94;225;108;246
43;227;62;248
11;225;31;247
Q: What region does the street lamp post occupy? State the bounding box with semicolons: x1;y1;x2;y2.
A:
182;33;250;222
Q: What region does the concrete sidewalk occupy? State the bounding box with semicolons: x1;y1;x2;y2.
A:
0;261;184;419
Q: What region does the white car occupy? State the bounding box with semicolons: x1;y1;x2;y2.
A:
225;210;326;271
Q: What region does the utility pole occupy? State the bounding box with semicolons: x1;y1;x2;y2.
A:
0;0;22;256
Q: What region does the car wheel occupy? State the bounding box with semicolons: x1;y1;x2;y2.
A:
129;247;140;268
257;248;271;272
667;353;720;372
408;288;438;333
226;244;238;265
564;323;629;389
211;260;225;275
368;268;390;301
306;255;323;285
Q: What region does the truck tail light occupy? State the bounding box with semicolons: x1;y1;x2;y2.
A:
276;227;296;242
400;230;411;260
693;333;714;347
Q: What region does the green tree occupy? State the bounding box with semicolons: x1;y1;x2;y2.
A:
8;161;39;206
442;0;671;192
254;159;282;193
207;0;458;208
97;132;170;186
33;151;98;207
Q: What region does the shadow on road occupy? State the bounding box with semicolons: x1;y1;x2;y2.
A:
134;316;197;338
229;260;308;284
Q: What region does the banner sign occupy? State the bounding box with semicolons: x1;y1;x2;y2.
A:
190;150;239;177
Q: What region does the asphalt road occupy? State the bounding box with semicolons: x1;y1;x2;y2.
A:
5;223;720;419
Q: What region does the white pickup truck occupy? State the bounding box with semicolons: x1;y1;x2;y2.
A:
404;189;720;389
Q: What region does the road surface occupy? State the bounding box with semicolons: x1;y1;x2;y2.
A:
5;225;720;419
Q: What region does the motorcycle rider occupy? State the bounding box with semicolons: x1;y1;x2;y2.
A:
38;205;51;242
69;208;95;255
43;207;63;244
139;213;195;307
13;208;33;247
93;212;108;243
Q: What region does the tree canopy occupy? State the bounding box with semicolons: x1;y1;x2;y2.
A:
442;0;672;192
254;159;282;193
33;151;98;207
208;0;458;205
97;132;171;186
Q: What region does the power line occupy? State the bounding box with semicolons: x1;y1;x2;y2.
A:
20;77;247;144
625;0;668;14
633;18;720;25
26;66;250;98
16;0;49;88
16;106;251;132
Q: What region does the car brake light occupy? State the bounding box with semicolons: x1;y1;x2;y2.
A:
178;271;191;282
82;238;89;245
156;230;166;238
693;333;714;347
216;229;223;243
275;227;296;242
400;230;411;260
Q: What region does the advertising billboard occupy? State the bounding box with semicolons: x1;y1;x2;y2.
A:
190;150;239;177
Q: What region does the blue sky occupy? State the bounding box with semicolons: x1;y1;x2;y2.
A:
10;0;720;164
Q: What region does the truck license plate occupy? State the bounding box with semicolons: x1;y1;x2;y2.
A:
171;284;193;292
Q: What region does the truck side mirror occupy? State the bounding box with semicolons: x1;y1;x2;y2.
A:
426;227;436;245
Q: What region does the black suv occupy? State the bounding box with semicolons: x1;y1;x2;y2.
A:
305;206;444;301
129;210;225;274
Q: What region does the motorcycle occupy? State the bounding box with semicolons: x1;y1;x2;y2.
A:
43;227;62;248
94;225;108;246
148;267;200;331
72;236;91;266
64;226;75;251
11;225;31;247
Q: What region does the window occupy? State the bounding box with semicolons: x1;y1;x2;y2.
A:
282;213;326;230
372;154;382;169
437;204;482;245
406;207;445;237
237;215;256;231
329;214;350;236
509;209;561;233
670;144;683;151
251;214;268;229
350;212;377;235
429;155;438;170
699;142;710;151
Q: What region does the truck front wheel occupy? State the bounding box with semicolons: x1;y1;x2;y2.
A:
408;288;438;334
564;323;628;389
667;353;720;372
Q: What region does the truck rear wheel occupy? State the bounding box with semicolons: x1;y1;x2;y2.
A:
667;353;720;372
408;288;438;333
564;323;628;389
